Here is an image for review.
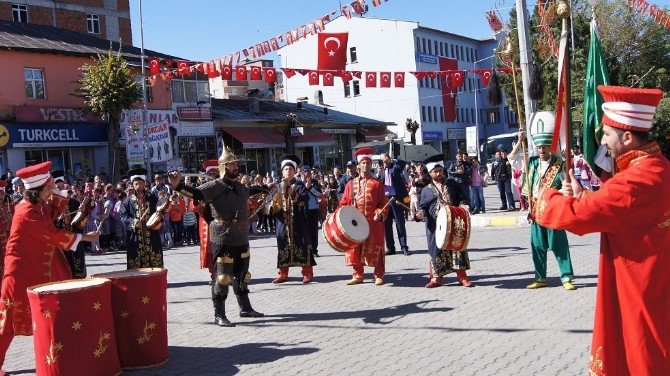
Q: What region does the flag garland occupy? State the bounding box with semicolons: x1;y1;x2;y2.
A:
144;0;392;84
625;0;670;28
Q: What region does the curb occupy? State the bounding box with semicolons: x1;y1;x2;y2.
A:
470;215;529;228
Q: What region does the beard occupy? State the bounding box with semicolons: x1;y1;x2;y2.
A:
225;169;240;179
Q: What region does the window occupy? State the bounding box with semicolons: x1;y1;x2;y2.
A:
349;47;358;63
434;40;438;56
352;80;360;96
421;106;426;122
171;80;210;103
430;77;435;89
178;136;218;173
422;38;427;53
135;76;153;103
488;110;500;124
433;107;437;122
451;45;455;58
437;77;441;90
439;42;444;56
427;106;433;122
344;81;351;97
460;46;464;61
471;109;475;124
428;39;432;55
416;37;421;53
440;108;444;122
87;14;100;34
24;68;45;99
12;4;28;23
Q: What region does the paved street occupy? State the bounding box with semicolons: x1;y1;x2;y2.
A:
5;217;600;376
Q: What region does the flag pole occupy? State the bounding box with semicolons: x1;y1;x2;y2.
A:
558;0;573;181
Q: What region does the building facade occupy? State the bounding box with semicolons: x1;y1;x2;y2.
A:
0;0;132;44
279;17;517;160
209;59;275;100
0;19;174;177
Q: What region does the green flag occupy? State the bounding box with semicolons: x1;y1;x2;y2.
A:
583;18;610;176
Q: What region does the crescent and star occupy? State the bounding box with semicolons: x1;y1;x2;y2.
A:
324;36;341;57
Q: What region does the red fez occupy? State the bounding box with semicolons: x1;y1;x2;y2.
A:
17;161;53;189
354;148;375;163
202;159;219;173
598;85;663;132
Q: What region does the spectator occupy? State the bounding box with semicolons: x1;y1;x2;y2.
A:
447;151;472;206
512;167;527;210
157;190;172;248
169;193;184;246
151;174;170;200
470;157;487;214
338;161;357;198
98;167;108;184
572;146;593;190
491;148;516;211
377;153;410;256
182;198;198;245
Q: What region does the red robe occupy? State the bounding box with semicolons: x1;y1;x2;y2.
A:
191;201;214;274
0;204;12;278
338;175;389;270
0;197;77;336
535;142;670;376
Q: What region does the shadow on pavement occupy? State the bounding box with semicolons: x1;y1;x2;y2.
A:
470;272;599;289
5;369;36;375
128;342;319;376
245;300;449;326
168;280;210;289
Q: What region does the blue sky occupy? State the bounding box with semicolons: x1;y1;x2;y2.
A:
130;0;670;61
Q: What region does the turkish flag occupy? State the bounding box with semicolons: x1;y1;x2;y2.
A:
177;60;189;75
372;0;383;6
474;69;493;85
264;67;276;83
351;0;365;14
270;38;280;51
308;71;320;85
250;66;262;81
394;72;405;88
341;6;352;19
165;58;174;68
206;63;219;78
262;41;271;54
379;72;391;88
340;71;353;83
196;64;205;73
297;69;310;76
351;71;362;79
281;68;296;78
149;57;160;75
366;72;377;88
221;64;233;80
450;71;464;88
323;72;335;86
318;32;349;71
236;66;247;81
255;44;264;57
439;57;458;122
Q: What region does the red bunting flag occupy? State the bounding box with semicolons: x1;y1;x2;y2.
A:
323;72;335;86
236;66;247;81
340;71;353;83
372;0;382;6
165;59;174;68
249;47;256;59
256;44;264;57
221;63;233;80
450;71;464;88
206;63;219;78
250;66;262;80
263;67;276;83
394;72;405;88
318;33;349;71
308;71;320;85
380;72;392;88
149;57;160;75
281;68;296;78
262;41;271;54
351;0;365;14
270;38;280;51
351;71;362;79
474;69;493;85
366;72;377;87
411;71;427;80
242;49;249;57
177;60;189;75
285;31;294;45
341;6;352;19
297;69;310;76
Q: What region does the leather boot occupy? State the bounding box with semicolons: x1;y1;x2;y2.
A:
213;298;235;327
236;293;264;318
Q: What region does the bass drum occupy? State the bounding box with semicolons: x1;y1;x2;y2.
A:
434;205;471;252
323;206;370;253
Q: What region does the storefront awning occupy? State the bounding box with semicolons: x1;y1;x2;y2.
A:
360;128;396;141
221;127;284;149
296;128;337;147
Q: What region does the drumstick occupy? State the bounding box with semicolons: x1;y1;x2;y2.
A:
394;200;412;212
380;197;396;213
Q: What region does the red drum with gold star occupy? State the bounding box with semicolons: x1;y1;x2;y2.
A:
92;268;168;370
434;206;471;252
27;278;121;376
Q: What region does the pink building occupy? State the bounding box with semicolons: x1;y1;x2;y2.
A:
0;19;181;177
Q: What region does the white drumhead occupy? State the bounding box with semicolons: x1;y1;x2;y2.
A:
435;207;449;248
93;268;165;279
31;278;108;293
337;206;370;242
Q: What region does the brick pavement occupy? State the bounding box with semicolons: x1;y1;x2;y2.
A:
4;220;600;376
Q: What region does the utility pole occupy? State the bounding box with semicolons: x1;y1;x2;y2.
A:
514;0;536;132
139;0;152;178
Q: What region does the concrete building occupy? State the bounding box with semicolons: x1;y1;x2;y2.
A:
0;0;132;44
279;17;518;160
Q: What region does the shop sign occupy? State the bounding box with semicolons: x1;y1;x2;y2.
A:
124;126;145;165
178;106;212;120
147;119;174;163
466;126;478;156
14;106;102;123
179;121;215;137
119;109;179;139
422;131;443;141
447;128;466;140
1;123;107;148
321;128;356;134
291;127;304;137
415;53;438;65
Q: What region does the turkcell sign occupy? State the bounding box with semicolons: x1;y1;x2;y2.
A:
4;123;107;147
415;53;438;65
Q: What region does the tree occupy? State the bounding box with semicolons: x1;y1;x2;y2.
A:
77;46;142;181
651;98;670;156
405;118;419;145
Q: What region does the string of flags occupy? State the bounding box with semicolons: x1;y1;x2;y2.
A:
625;0;670;28
145;0;392;85
279;67;520;88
